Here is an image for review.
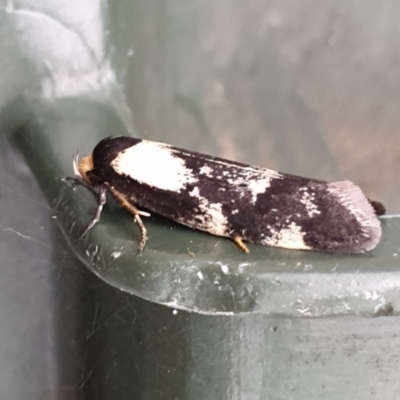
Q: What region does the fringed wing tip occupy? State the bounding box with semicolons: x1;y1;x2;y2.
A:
327;181;382;253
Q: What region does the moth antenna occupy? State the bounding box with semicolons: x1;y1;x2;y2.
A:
72;152;81;178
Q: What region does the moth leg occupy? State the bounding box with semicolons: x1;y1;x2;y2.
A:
232;236;250;254
105;184;149;255
80;185;107;238
64;176;100;199
133;214;148;255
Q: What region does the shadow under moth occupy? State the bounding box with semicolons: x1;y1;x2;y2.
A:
69;136;385;255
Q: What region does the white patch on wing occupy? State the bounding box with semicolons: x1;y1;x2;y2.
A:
111;141;197;192
299;190;321;217
218;168;281;204
189;186;200;197
199;165;213;176
142;144;282;203
205;203;228;235
246;175;279;203
187;187;228;235
263;222;310;250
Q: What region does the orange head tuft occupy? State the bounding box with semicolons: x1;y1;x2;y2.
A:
78;154;94;183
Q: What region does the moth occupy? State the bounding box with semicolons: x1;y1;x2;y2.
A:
69;136;385;255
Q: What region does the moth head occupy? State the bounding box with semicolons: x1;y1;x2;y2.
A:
73;153;94;184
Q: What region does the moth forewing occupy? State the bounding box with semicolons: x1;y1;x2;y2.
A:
69;136;384;255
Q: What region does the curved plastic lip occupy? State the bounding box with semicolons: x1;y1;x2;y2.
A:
64;214;400;319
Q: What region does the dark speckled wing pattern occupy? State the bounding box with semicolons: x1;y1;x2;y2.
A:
86;136;382;254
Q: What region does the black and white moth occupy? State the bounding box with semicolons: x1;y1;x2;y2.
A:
70;136;384;255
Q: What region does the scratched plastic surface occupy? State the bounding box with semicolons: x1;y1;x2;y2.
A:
2;0;400;399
